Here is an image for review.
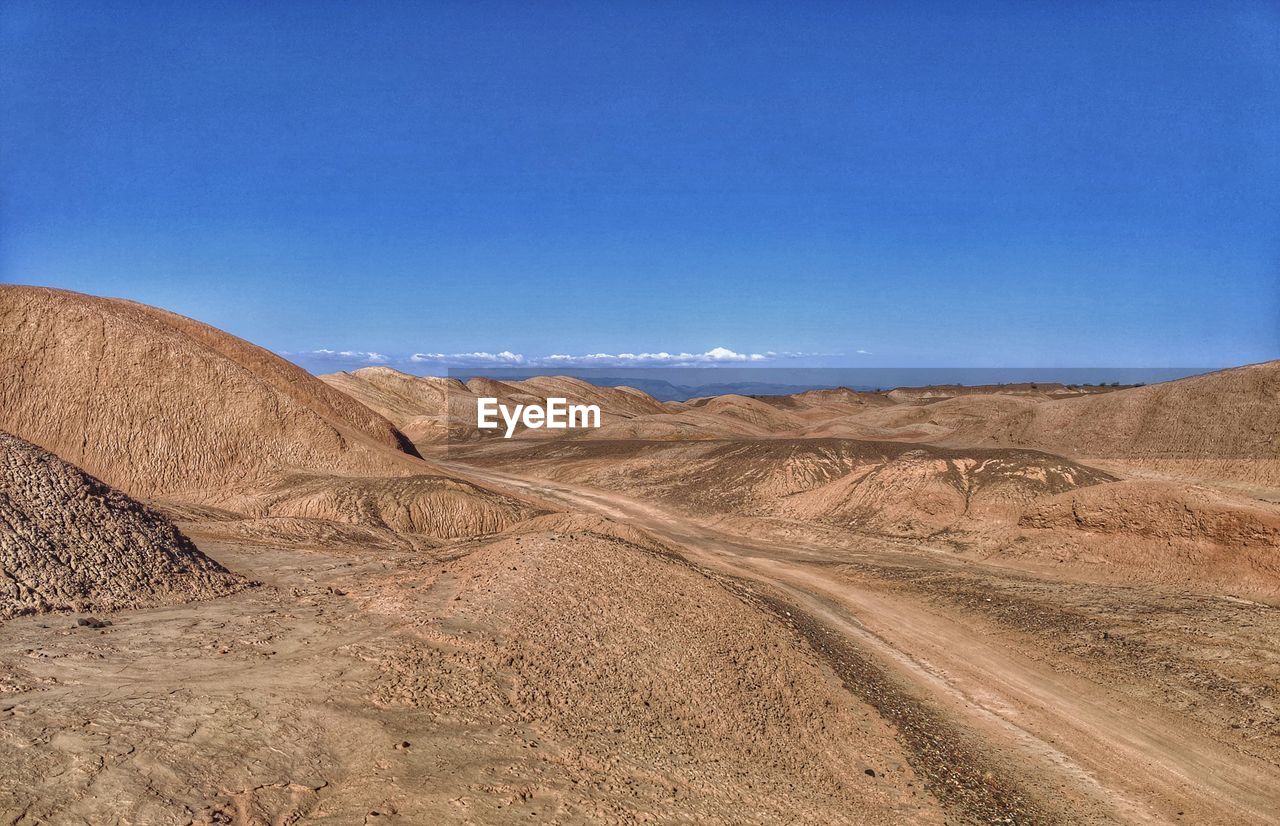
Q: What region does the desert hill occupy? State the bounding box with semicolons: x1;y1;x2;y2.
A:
1017;479;1280;595
1023;480;1280;548
235;471;546;539
319;367;474;445
318;367;465;426
421;528;945;824
5;285;1279;821
660;366;1279;491
475;438;1115;537
687;394;806;431
885;382;1120;402
574;388;889;441
318;366;668;445
0;431;241;619
314;365;1280;484
0;286;423;500
950;361;1280;488
808;394;1042;443
584;406;786;440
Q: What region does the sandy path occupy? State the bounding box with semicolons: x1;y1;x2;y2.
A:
445;460;1280;825
0;520;946;823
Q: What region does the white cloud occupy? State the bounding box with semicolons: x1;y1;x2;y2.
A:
293;345;821;369
297;348;389;364
410;350;527;366
856;349;872;355
537;347;789;367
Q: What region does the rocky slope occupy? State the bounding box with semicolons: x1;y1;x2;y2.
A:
0;432;241;619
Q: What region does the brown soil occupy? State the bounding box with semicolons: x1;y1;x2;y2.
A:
319;367;669;446
462;438;1115;535
952;361;1280;488
444;459;1280;825
0;431;241;619
0;286;422;500
0;530;944;825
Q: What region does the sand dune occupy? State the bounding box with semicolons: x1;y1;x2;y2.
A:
0;431;241;619
0;286;423;500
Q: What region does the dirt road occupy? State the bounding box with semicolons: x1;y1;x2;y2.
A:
445;459;1280;825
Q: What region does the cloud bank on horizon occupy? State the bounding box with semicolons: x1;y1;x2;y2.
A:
289;346;848;371
301;348;391;365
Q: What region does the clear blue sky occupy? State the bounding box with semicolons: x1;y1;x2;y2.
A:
2;0;1277;371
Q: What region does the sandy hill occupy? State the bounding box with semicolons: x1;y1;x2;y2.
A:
319;367;668;444
782;386;898;411
1023;480;1280;548
420;528;944;824
810;394;1042;443
234;471;546;539
319;367;464;425
582;409;778;441
515;375;669;417
608;386;1006;442
0;286;422;500
0;431;241;619
581;393;815;440
579;389;894;441
319;367;472;445
687;394;806;431
315;364;1280;484
479;438;1114;537
1017;479;1280;596
319;369;511;444
464;376;538;404
952;361;1280;488
885;382;1121;402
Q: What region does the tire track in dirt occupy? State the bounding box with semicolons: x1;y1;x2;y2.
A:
445;462;1090;824
447;459;1280;825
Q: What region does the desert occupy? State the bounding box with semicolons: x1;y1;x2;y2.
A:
3;4;1278;821
1;285;1278;824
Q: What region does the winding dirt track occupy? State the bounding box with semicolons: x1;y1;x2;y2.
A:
443;460;1280;825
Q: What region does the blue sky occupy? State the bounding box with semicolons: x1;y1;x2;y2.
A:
2;0;1277;372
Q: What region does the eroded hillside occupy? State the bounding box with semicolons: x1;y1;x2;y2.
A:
0;286;423;500
0;431;241;619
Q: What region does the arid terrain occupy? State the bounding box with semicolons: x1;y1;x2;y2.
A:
2;285;1278;824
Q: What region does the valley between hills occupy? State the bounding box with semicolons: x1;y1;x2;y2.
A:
2;285;1279;824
